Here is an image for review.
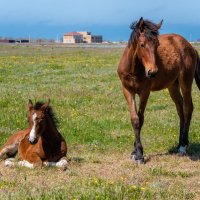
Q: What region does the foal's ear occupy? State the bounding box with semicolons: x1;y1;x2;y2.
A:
137;17;144;32
157;19;163;30
41;99;50;113
28;99;33;111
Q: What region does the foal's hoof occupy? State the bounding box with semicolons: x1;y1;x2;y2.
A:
5;158;15;167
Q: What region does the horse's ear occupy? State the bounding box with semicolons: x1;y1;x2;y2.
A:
28;99;33;111
157;19;163;30
41;99;50;113
137;17;144;32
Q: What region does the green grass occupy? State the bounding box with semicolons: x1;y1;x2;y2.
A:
0;44;199;199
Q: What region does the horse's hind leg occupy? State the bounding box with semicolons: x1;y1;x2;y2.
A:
168;81;185;150
179;84;193;154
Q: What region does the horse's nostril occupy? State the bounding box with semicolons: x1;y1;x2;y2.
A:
147;70;157;78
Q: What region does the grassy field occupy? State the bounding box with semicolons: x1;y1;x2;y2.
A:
0;44;199;199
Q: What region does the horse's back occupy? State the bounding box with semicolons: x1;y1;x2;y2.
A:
158;34;196;70
149;34;197;90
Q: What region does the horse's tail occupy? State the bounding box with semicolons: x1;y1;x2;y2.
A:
194;50;200;90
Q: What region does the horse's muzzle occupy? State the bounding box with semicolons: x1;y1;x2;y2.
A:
147;69;157;78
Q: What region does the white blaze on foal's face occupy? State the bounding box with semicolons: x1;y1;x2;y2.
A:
29;113;37;144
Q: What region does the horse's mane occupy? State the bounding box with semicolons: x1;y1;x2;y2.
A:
128;19;160;48
34;102;59;128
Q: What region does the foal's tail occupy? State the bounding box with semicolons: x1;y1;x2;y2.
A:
194;50;200;90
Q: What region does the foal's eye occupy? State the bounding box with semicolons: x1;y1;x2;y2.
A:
39;118;45;122
35;117;40;121
141;44;145;48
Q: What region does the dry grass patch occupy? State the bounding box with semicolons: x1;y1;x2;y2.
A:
0;149;199;199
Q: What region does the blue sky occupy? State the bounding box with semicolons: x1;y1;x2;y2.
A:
0;0;200;41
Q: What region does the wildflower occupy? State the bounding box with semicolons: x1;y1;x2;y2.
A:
93;177;98;184
131;185;137;189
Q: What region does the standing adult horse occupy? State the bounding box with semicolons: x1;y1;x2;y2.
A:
0;99;68;169
117;17;200;164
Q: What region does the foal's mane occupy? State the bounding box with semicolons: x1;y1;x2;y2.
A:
34;102;59;128
128;19;160;48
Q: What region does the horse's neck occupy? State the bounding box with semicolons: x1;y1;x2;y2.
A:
124;45;140;75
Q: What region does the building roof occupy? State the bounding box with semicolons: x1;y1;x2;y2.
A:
64;32;82;36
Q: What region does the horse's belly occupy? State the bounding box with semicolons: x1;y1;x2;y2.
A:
150;82;170;91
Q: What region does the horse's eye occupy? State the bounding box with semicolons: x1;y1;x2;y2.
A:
141;44;145;48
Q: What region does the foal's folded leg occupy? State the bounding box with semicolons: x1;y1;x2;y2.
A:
0;142;19;159
18;160;34;168
43;157;68;170
18;153;43;168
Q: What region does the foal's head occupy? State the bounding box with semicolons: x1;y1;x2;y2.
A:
27;99;56;144
129;17;163;78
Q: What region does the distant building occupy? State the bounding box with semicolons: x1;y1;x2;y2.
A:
0;38;30;43
16;39;30;43
0;39;9;43
91;35;103;43
78;32;103;43
63;31;102;44
63;32;83;44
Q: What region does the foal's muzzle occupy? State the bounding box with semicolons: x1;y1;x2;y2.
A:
28;136;38;145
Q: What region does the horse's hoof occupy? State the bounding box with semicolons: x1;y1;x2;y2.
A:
178;152;187;157
130;154;136;161
131;155;145;164
135;158;145;165
178;146;187;156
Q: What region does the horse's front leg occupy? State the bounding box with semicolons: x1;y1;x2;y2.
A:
122;86;149;164
133;91;150;163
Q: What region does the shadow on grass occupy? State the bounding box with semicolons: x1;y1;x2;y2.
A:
145;143;200;163
168;143;200;161
186;143;200;161
69;157;86;163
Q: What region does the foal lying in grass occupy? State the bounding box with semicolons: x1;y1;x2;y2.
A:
0;99;68;170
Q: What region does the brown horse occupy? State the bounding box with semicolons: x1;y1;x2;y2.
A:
117;17;200;164
0;100;68;169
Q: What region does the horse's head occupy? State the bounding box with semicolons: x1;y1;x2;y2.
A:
27;99;50;144
129;17;163;78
